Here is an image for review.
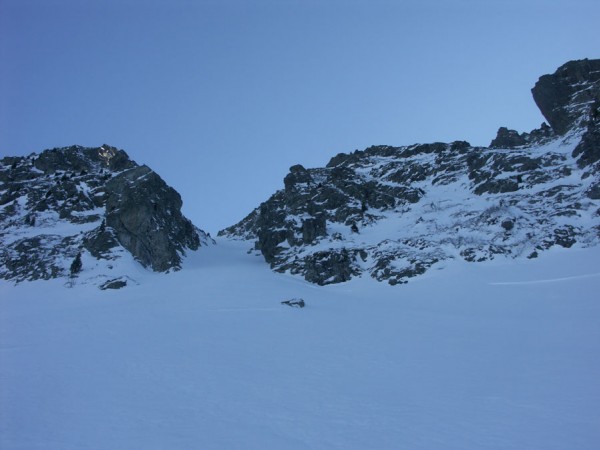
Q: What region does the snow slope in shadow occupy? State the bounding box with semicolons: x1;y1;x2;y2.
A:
1;239;599;450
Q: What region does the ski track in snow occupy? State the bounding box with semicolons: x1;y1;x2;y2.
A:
1;238;600;450
490;272;600;285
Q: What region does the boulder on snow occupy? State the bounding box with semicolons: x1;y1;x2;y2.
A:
281;298;305;308
100;278;128;290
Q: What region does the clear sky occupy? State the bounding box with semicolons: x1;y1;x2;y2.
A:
1;0;599;234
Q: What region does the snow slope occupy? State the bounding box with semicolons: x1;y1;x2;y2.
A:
1;239;599;450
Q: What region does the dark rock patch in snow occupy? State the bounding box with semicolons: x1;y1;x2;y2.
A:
281;298;305;308
100;278;128;290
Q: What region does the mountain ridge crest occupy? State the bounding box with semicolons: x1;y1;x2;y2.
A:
220;58;600;285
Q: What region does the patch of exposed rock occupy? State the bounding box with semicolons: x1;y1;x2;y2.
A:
104;165;200;271
532;58;600;135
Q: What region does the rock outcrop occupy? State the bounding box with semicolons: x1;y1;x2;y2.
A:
221;58;600;285
532;58;600;135
104;165;200;272
0;145;209;284
489;123;554;149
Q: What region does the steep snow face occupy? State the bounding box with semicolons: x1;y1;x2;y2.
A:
0;145;211;287
1;239;599;450
221;59;600;285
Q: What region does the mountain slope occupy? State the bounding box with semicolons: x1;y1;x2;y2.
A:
0;145;210;287
1;240;599;450
221;59;600;285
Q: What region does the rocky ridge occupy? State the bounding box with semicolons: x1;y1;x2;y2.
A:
0;145;210;286
220;58;600;285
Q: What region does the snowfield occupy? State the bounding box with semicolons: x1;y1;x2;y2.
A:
1;238;599;450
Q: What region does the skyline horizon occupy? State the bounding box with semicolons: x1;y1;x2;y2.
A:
1;56;596;235
2;0;599;234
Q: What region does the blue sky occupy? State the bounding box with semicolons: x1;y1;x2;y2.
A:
1;0;599;234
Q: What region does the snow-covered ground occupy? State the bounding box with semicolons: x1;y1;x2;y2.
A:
1;239;599;449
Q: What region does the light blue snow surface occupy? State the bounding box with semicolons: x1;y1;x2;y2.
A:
1;239;600;449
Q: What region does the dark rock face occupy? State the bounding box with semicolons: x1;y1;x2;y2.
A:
32;144;136;174
0;145;207;284
105;165;200;272
489;124;554;149
572;101;600;169
302;249;360;285
490;127;528;148
532;59;600;135
221;59;600;285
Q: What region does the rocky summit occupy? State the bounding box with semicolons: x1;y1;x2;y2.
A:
220;58;600;285
0;145;210;286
